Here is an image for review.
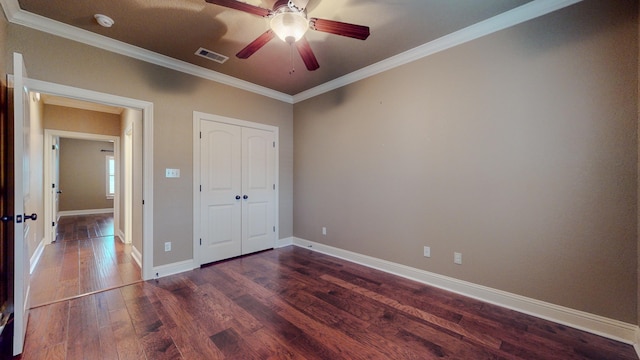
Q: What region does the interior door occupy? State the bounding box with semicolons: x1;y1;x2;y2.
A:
11;52;33;356
51;136;60;242
124;126;132;243
241;127;275;254
200;121;242;263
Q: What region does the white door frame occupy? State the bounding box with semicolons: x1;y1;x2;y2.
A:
43;130;121;244
124;124;133;244
26;77;155;280
192;111;279;266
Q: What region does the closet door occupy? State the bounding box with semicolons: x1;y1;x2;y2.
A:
199;120;276;265
200;121;242;263
241;127;275;254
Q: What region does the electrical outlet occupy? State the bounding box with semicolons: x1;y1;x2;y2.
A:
322;227;327;236
164;242;171;252
423;246;431;258
454;252;462;265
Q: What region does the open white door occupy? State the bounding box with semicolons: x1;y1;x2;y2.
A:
50;136;60;242
11;52;33;356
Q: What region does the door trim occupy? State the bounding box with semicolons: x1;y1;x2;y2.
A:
192;111;279;266
25;77;155;280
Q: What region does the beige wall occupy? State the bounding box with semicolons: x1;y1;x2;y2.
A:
58;138;114;211
4;23;294;266
294;0;638;323
43;104;121;136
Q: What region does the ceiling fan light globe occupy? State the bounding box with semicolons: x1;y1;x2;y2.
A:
270;12;308;43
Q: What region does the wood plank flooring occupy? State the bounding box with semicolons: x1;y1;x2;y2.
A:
17;246;637;359
55;213;115;242
29;214;141;307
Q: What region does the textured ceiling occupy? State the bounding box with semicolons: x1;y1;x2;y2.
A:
15;0;533;95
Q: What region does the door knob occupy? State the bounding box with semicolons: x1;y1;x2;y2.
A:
57;190;62;194
243;195;248;200
24;213;37;221
235;195;241;200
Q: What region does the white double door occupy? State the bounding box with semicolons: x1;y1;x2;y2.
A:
199;120;276;264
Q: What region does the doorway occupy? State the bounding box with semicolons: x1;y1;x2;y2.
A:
23;77;154;282
45;131;121;245
33;126;138;306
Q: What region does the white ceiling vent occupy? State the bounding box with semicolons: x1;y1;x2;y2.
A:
195;47;229;64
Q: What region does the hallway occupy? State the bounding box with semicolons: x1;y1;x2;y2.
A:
29;214;141;307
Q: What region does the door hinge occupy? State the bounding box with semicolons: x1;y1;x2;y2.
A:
273;226;276;232
200;132;202;139
200;185;202;192
52;221;55;227
52;183;55;189
142;200;145;205
199;238;202;245
273;184;275;190
273;141;275;148
52;145;56;150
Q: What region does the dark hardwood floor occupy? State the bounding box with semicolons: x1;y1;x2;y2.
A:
55;213;115;242
17;246;637;359
29;214;141;307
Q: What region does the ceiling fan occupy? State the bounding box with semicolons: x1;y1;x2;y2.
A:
204;0;370;71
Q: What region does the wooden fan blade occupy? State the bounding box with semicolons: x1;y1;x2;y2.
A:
295;37;319;71
205;0;270;17
309;18;370;40
236;30;275;59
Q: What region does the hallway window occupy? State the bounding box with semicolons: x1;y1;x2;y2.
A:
106;155;115;199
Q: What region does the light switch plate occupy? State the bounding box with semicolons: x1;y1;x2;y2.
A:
165;168;180;178
454;252;462;265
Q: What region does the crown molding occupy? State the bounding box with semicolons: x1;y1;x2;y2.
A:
0;0;294;104
292;0;583;103
1;0;582;105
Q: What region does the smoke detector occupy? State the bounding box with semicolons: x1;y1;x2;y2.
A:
94;14;114;28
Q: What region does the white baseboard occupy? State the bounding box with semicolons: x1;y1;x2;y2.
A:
131;245;142;269
116;229;126;243
292;237;639;345
151;237;290;280
276;236;294;248
58;208;114;217
152;259;197;279
29;239;45;274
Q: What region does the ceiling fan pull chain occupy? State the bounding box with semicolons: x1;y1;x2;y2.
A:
289;42;295;75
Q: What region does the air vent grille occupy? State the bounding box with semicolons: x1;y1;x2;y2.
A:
195;47;229;64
